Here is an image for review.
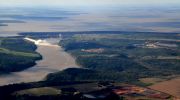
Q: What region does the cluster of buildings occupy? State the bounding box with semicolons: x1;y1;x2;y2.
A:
133;41;177;49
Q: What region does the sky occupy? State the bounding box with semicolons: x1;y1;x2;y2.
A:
0;0;180;7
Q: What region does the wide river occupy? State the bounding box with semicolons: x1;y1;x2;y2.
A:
0;38;79;86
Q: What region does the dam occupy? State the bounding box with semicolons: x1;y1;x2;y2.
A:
24;37;59;47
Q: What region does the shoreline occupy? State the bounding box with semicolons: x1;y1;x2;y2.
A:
0;38;79;86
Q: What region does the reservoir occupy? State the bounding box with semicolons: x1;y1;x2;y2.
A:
0;38;79;86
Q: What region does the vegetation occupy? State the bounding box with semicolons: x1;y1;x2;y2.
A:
0;37;42;74
56;33;180;83
0;78;171;100
14;87;61;96
19;31;180;83
0;31;179;100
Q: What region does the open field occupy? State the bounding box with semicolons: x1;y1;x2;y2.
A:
0;81;174;100
14;87;61;96
149;77;180;98
0;47;40;57
139;78;166;85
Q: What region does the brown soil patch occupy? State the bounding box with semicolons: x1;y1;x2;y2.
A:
149;77;180;98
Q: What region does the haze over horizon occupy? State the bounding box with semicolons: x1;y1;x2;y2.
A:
1;0;180;33
0;0;180;7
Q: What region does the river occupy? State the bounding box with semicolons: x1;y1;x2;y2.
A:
0;38;79;86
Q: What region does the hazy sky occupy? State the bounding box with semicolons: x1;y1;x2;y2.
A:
1;0;180;7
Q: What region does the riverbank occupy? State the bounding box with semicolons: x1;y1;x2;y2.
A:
0;38;79;86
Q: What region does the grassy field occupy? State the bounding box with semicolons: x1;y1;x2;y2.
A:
0;47;40;58
14;87;61;96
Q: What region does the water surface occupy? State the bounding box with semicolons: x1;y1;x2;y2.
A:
0;38;79;86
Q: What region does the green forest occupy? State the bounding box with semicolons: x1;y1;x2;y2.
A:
47;33;180;84
0;37;42;74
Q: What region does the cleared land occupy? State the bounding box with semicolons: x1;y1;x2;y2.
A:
14;87;61;96
149;77;180;98
139;78;166;85
0;47;40;57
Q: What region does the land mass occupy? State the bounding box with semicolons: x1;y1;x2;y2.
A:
0;31;179;99
0;37;42;74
